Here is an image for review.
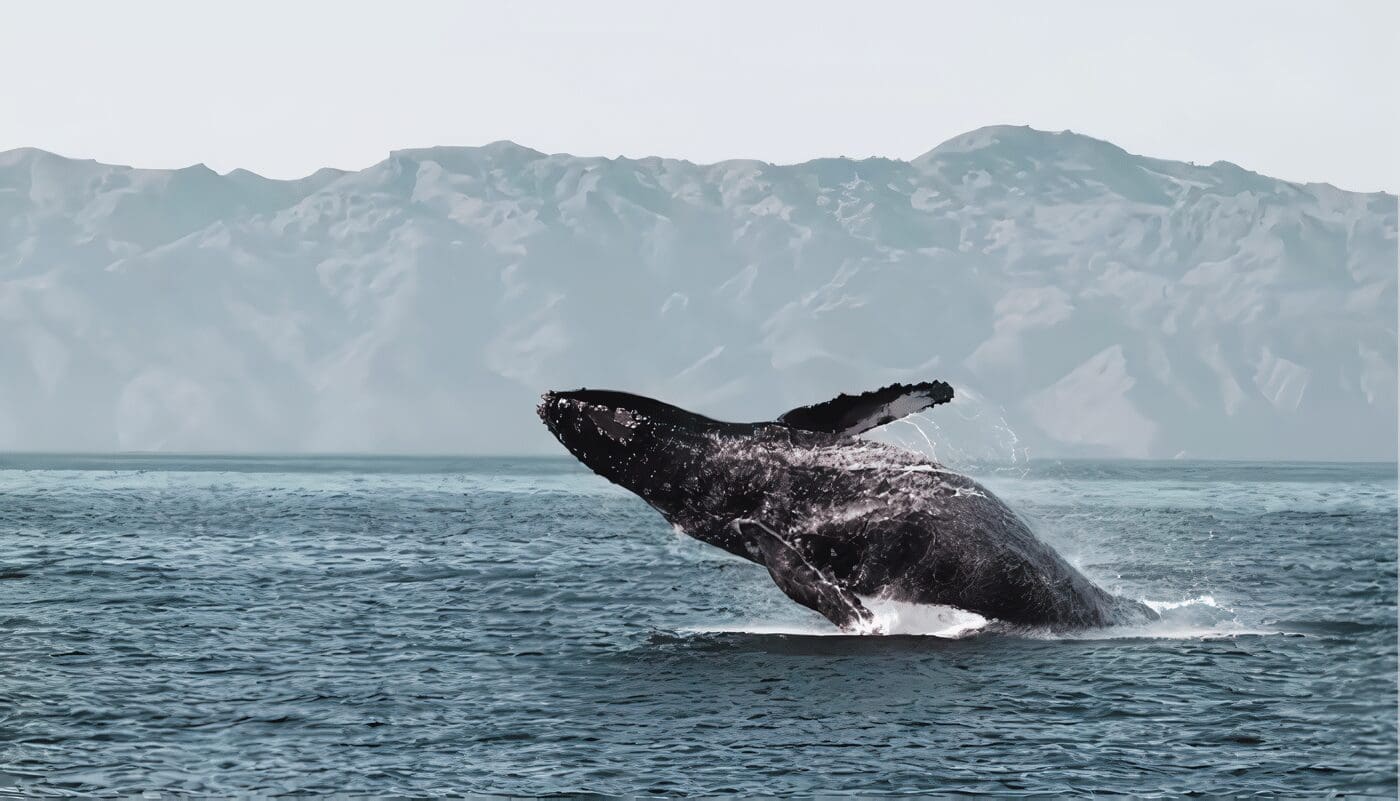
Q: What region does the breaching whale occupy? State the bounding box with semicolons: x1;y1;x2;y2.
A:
537;382;1157;633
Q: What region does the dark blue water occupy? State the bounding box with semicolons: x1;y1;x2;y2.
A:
1;455;1395;796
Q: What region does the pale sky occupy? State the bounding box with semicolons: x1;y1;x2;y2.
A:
2;0;1396;192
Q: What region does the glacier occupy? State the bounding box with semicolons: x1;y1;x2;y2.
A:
0;125;1394;459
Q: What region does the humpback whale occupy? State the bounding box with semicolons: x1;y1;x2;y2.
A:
537;382;1157;633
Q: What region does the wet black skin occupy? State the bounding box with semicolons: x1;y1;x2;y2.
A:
538;388;1158;632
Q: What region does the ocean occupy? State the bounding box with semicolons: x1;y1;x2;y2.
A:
1;454;1395;796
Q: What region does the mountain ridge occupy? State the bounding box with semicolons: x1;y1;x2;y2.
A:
0;126;1394;459
11;124;1387;194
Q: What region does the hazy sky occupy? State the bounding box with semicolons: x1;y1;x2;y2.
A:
3;0;1396;192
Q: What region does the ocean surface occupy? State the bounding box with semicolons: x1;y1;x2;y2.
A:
1;454;1395;796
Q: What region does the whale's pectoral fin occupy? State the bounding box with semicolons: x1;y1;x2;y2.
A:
734;520;878;633
776;380;954;437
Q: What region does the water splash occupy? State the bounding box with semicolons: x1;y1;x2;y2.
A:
1032;595;1280;640
1145;594;1224;613
684;594;1278;641
865;386;1030;476
858;596;989;637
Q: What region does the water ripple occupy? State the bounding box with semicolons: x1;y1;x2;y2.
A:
0;456;1394;795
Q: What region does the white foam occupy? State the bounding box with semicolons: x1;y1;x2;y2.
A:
858;596;989;637
1144;594;1224;612
684;598;989;638
1038;594;1274;640
683;593;1282;641
1039;621;1277;641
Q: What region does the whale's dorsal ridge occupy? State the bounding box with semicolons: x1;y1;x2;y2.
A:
775;380;954;437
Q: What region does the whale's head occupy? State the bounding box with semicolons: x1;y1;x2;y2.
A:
537;388;753;516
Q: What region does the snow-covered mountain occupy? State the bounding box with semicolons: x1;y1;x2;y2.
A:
1;126;1395;459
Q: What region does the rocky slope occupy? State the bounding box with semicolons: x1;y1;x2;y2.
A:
0;126;1394;459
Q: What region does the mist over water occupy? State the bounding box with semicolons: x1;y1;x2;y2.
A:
1;455;1395;795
